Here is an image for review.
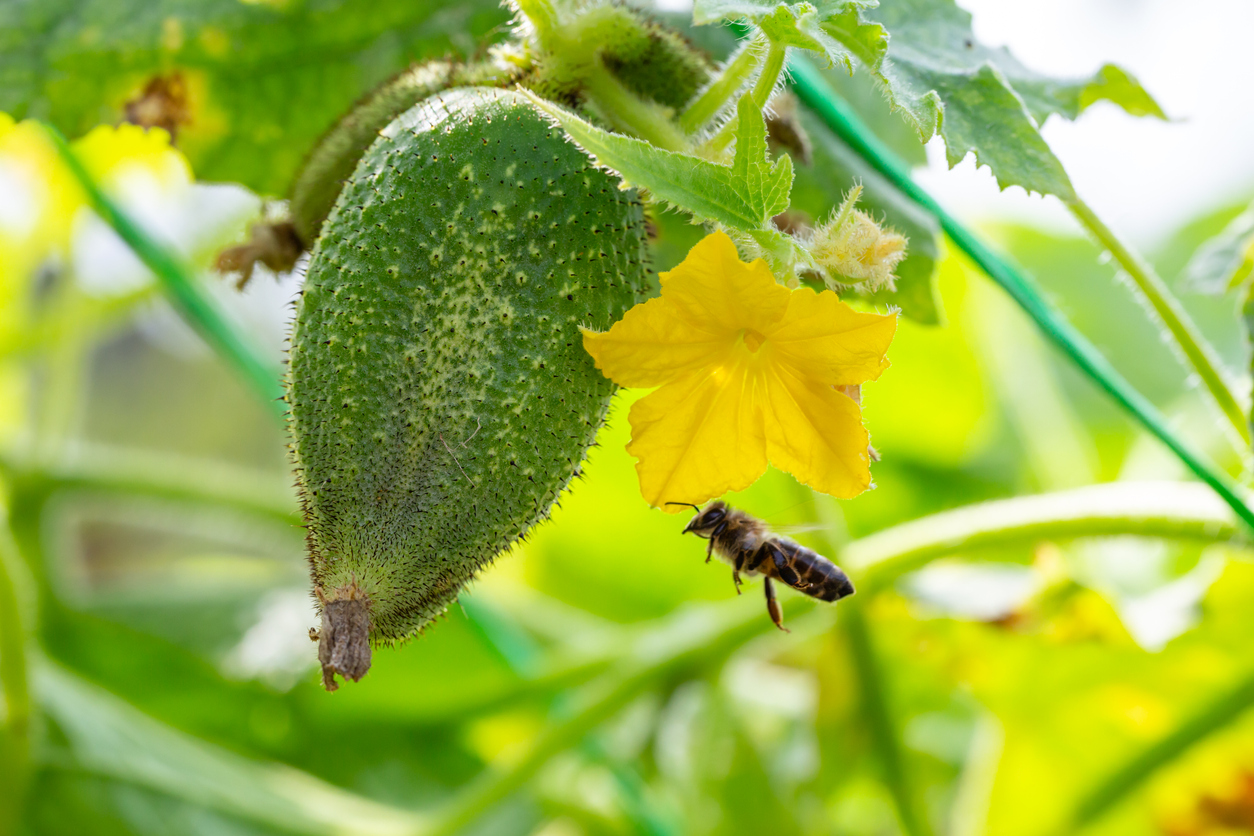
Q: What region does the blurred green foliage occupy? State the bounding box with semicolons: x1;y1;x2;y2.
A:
2;2;1254;836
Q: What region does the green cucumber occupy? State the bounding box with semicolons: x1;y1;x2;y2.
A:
289;87;651;689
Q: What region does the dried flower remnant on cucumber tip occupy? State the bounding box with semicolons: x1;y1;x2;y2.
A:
313;582;371;691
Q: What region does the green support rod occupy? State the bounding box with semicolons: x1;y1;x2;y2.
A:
786;57;1254;534
44;126;286;416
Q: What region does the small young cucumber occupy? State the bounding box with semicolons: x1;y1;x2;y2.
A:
289;87;651;689
289;59;525;246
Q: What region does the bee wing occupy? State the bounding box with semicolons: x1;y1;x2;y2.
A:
770;523;829;537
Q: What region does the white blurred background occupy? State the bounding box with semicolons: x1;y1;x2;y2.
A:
944;0;1254;248
659;0;1254;249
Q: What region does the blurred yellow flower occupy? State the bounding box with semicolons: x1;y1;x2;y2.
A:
74;122;192;190
582;231;897;510
0;118;189;283
0;117;193;444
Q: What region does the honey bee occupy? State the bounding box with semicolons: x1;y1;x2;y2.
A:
671;500;855;631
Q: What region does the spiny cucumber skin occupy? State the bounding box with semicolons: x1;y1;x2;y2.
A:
289;59;525;245
527;5;711;111
289;88;651;646
602;15;712;111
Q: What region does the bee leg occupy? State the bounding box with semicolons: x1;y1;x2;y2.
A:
767;543;804;590
732;552;745;595
706;521;728;563
764;577;789;633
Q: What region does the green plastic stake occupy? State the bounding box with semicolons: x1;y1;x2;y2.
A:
786;56;1254;534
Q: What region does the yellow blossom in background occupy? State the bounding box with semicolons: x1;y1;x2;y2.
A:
582;231;897;510
0;115;81;282
74;122;192;192
0;118;190;296
0;117;193;445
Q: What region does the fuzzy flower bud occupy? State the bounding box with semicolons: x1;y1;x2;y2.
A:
805;186;907;292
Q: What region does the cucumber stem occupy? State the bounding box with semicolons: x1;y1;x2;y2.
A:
1066;196;1250;449
678;34;765;134
582;60;689;151
704;39;788;156
514;0;560;44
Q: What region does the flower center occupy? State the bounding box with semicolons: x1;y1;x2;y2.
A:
741;329;767;352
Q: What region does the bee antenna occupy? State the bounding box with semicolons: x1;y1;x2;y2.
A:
665;501;701;512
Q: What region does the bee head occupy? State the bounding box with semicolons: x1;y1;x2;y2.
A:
669;500;729;538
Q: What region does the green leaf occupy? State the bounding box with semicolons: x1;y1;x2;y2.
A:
922;63;1075;199
526;92;792;231
1185;202;1254;294
34;663;425;836
758;5;847;60
0;0;509;195
730;95;794;222
27;772;291;836
692;1;887;73
847;0;1165;198
1078;64;1168;119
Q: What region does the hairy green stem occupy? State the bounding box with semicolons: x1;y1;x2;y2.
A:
582;61;688;151
514;0;560;44
705;39;788;156
1057;664;1254;834
751;41;788;109
847;481;1245;595
0;514;32;836
786;57;1254;534
526;4;691;152
43;126;285;416
1066;197;1249;446
679;35;764;134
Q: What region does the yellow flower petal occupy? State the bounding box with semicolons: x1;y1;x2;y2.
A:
581;294;728;388
659;230;790;336
767;287;897;385
584;230;897;509
627;364;768;509
763;367;872;499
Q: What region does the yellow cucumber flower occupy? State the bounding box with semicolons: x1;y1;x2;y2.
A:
582;231;897;511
